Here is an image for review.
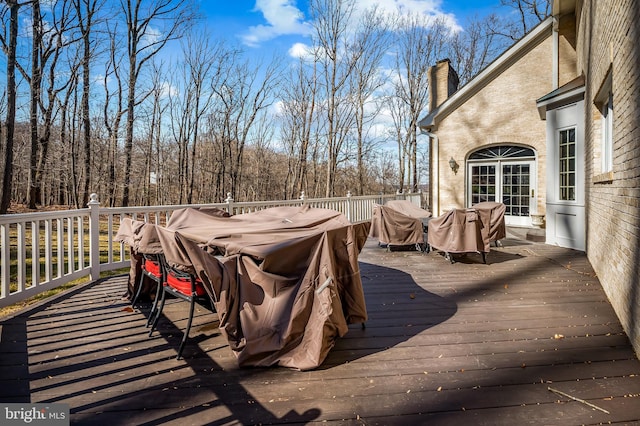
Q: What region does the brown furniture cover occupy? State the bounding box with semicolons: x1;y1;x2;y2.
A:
427;208;486;255
116;205;370;370
369;200;431;246
114;207;231;300
472;201;507;245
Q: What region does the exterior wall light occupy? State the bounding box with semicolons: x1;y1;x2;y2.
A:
449;157;459;174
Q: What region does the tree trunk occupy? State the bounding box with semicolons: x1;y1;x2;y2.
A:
0;1;20;214
80;0;93;207
28;0;43;209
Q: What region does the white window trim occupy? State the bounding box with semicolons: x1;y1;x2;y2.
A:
601;92;613;173
594;70;613;174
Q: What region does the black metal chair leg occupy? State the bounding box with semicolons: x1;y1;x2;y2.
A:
131;271;145;307
176;298;196;360
149;289;167;337
146;280;164;328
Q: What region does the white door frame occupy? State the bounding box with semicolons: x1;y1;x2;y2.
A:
545;101;586;251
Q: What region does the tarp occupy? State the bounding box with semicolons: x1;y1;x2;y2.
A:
116;205;370;370
369;200;431;246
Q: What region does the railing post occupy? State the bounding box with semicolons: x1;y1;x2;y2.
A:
225;192;234;215
346;191;352;222
88;193;101;281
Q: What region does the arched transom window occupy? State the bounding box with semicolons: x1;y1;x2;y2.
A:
468;145;535;160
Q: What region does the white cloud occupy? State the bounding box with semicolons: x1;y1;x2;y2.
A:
142;26;162;49
242;0;461;50
288;42;313;59
353;0;462;33
93;74;112;87
242;0;312;47
159;81;178;98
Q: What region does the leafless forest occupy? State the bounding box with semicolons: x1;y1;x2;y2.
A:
0;0;548;212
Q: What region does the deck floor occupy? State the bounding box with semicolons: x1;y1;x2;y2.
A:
2;235;640;425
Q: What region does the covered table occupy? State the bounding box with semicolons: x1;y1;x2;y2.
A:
116;205;370;370
369;200;431;249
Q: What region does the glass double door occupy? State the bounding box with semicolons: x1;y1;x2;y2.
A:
468;161;535;226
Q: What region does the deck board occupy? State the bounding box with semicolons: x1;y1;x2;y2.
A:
2;235;640;425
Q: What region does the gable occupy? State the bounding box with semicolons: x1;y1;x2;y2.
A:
419;17;554;131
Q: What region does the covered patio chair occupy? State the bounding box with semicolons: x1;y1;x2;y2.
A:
369;200;431;251
473;201;507;247
427;208;488;264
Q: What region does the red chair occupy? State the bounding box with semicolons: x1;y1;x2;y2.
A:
131;253;163;310
148;262;210;360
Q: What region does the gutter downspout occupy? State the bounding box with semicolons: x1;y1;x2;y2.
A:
421;129;439;216
552;16;559;89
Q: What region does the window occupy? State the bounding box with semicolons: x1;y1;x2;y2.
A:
468;145;535;160
470;165;496;204
559;128;576;201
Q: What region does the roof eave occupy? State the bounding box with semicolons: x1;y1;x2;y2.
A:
417;16;554;131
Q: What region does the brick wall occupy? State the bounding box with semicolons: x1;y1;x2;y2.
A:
579;0;640;355
430;33;553;215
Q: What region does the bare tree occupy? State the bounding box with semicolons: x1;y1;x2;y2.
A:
279;56;318;198
310;0;360;197
348;6;388;194
59;47;81;207
119;0;194;207
138;60;168;204
73;0;101;206
390;13;447;192
26;0;81;208
0;0;28;213
489;0;551;41
208;51;279;200
102;22;127;207
447;14;504;86
167;34;218;204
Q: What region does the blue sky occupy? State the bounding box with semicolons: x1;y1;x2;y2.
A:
199;0;504;55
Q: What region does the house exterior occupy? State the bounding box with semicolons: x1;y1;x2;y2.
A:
419;0;640;357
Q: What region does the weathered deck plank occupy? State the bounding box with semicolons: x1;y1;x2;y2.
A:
1;235;640;425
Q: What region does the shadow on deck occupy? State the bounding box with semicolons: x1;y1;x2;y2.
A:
2;234;640;425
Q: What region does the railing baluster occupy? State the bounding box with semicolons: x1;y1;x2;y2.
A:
56;218;63;279
17;221;26;292
78;216;85;270
1;224;9;297
44;219;52;283
31;221;39;288
67;217;75;274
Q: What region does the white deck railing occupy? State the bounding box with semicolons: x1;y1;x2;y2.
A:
0;191;422;308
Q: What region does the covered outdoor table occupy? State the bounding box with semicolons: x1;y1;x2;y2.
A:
369;200;431;249
117;205;370;370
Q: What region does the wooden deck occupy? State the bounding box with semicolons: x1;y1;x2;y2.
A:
2;233;640;425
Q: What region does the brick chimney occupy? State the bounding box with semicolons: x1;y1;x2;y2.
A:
427;59;459;112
